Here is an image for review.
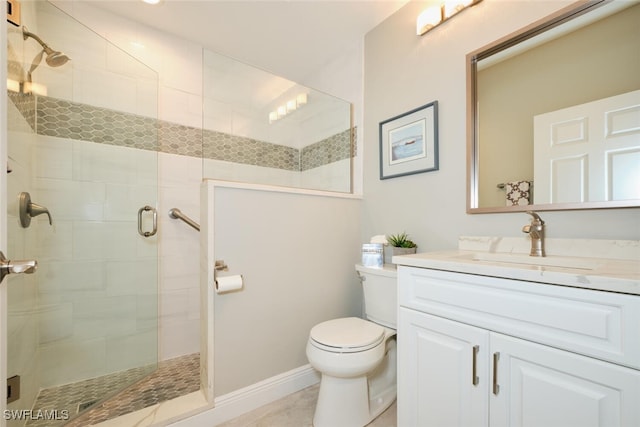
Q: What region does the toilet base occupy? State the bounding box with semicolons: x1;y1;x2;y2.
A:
368;383;397;423
312;338;397;427
312;374;396;427
313;374;369;427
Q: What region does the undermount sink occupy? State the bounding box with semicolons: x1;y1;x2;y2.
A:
471;252;598;270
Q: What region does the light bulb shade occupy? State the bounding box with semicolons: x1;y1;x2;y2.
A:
7;79;20;93
443;0;473;18
269;93;310;124
417;0;482;36
296;93;308;106
417;6;442;35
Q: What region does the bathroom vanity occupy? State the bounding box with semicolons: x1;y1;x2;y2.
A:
394;238;640;427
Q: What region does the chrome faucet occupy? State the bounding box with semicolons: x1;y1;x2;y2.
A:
522;211;545;257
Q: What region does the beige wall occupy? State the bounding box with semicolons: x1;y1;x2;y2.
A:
363;0;640;252
210;185;362;396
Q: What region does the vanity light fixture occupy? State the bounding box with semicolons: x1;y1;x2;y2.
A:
286;99;297;113
141;0;162;4
417;0;482;36
269;93;309;124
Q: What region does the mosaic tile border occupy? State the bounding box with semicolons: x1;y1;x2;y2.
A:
7;91;36;131
159;120;203;158
8;93;355;171
203;129;299;171
27;353;200;427
36;96;158;152
301;128;355;171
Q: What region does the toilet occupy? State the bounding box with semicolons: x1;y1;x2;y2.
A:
306;264;397;427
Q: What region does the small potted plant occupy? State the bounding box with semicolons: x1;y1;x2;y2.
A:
385;232;418;264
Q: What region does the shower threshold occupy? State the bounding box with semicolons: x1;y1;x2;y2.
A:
27;353;200;427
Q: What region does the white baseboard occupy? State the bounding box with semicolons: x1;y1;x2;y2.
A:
169;364;320;426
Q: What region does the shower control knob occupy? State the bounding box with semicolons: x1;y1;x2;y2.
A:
0;251;38;284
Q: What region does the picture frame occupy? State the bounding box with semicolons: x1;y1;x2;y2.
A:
379;101;439;180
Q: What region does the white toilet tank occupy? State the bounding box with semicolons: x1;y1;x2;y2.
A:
355;264;397;329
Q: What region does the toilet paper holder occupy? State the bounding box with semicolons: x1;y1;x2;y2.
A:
213;260;244;294
214;260;228;272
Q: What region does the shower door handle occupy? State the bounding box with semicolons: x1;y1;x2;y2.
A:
0;251;38;284
138;205;158;237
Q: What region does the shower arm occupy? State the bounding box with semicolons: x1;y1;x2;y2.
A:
21;25;70;74
23;26;53;53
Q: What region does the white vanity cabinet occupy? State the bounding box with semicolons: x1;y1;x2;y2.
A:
397;265;640;427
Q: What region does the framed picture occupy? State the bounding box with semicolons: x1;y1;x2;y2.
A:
379;101;438;180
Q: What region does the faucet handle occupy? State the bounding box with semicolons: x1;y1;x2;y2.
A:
29;202;52;225
19;192;53;228
526;211;544;224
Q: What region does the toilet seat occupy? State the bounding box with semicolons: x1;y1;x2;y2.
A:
310;317;385;353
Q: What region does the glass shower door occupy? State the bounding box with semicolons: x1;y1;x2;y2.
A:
5;1;158;424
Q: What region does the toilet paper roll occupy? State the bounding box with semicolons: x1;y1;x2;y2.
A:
215;274;244;294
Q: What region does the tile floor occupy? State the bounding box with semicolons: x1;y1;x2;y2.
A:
27;353;200;427
29;353;396;427
218;384;397;427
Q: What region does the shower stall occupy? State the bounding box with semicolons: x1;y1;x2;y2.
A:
6;1;160;425
4;0;355;424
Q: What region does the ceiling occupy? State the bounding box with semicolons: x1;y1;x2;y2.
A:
85;0;408;83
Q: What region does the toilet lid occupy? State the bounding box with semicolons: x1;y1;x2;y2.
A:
310;317;385;352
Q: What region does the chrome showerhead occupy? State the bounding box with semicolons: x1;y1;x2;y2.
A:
45;50;70;67
22;26;70;80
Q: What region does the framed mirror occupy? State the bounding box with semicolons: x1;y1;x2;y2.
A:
467;0;640;213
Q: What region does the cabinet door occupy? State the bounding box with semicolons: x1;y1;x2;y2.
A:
398;308;489;427
490;333;640;427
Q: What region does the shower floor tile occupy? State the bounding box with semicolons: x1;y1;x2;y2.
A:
27;353;200;427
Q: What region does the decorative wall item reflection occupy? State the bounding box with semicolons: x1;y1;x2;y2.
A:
379;101;438;180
